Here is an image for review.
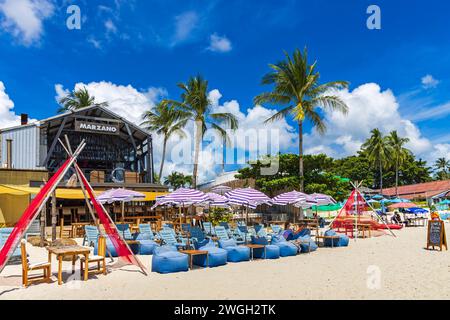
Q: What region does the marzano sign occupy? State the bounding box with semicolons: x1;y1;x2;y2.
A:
75;120;119;135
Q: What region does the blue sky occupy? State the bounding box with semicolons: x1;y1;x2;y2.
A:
1;0;450;181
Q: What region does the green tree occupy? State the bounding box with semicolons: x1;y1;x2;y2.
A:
57;87;107;113
164;75;238;188
164;172;192;189
141;102;189;182
387;130;411;196
254;48;349;191
434;157;450;180
361;129;391;194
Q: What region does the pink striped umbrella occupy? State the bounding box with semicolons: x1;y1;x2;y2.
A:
272;190;317;206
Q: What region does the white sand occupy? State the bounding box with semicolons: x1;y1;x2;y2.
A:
0;224;449;300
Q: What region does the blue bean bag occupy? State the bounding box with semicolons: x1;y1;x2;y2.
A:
270;235;298;257
250;235;280;259
151;246;189;274
193;240;227;268
139;240;158;255
218;239;250;262
296;236;318;253
324;229;349;247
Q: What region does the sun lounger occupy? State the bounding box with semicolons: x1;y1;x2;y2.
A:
25;220;41;240
83;225;99;247
159;229;192;250
202;222;215;236
0;228;21;262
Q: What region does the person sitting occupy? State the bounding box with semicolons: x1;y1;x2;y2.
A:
392;211;402;225
283;222;311;241
313;213;326;228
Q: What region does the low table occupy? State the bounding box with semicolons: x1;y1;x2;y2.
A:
46;245;91;285
179;250;209;269
244;244;266;260
315;235;341;248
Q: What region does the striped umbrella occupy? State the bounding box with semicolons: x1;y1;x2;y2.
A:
272;190;317;206
210;185;232;195
151;188;208;208
205;192;229;207
308;193;337;205
225;187;272;210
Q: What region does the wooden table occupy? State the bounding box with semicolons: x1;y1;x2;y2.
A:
179;250;209;269
244;244;266;260
46;245;91;285
315;235;341;248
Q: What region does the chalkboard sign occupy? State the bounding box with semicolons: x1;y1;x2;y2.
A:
427;220;447;251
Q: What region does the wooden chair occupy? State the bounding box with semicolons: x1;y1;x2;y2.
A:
59;217;73;238
80;236;107;276
20;239;51;287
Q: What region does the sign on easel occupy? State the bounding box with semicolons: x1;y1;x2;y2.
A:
426;220;447;251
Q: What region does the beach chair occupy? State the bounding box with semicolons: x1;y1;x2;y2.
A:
20;239;51;287
116;224;135;240
189;226;210;249
202;222;215;236
159;229;192;250
0;228;22;261
83;225;99;247
137;223;159;240
270;224;283;235
181;223;191;233
214;226;250;262
235;225;251;244
80;236;107;276
25;220;41;240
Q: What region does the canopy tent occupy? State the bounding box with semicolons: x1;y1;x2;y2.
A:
404;207;428;214
311;203;342;212
0;139;147;275
0;184;165;201
330;185;396;239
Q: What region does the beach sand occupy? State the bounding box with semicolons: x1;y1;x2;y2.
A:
0;223;448;300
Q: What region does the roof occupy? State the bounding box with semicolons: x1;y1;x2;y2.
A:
1;105;151;141
381;180;450;199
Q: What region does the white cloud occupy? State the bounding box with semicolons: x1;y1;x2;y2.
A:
421;74;440;89
171;11;198;46
0;0;54;45
0;81;36;129
87;36;102;49
407;101;450;122
303;83;446;165
104;19;117;34
207;33;232;53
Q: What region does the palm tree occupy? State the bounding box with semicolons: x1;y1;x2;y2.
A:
387;130;411;197
58;87;108;113
362;129;391;194
164;75;238;188
434;157;450;180
254;48;349;191
141;102;189;182
164;172;192;189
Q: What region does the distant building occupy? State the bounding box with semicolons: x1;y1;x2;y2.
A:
381;180;450;201
198;171;255;191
